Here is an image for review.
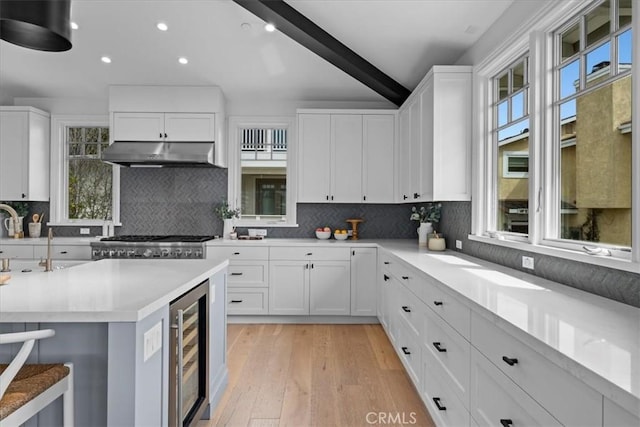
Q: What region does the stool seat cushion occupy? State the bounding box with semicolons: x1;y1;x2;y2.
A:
0;363;70;420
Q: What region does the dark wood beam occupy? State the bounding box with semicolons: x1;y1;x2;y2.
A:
233;0;410;106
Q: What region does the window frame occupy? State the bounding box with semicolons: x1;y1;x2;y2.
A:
227;116;297;227
471;0;639;273
503;151;530;178
49;115;120;227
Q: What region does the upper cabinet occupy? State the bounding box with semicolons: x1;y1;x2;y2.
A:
113;112;216;142
397;66;472;202
0;106;50;201
297;110;396;203
108;86;226;167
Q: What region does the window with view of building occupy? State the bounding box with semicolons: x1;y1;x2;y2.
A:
228;117;295;226
554;0;632;247
493;56;530;235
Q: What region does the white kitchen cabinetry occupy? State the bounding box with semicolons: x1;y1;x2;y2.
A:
0;244;33;259
350;247;377;316
33;244;91;260
207;246;269;315
604;397;640;426
113;112;215;142
0;107;50;201
396;66;472;202
297;110;396;203
269;247;350;315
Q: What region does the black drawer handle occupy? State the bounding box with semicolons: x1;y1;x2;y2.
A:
432;397;446;411
232;252;240;255
230;272;243;276
500;420;513;427
433;301;443;306
401;346;411;355
401;306;411;313
306;252;312;256
60;251;68;254
502;356;518;366
432;342;447;352
230;299;243;303
383;274;390;281
383;261;390;265
401;276;409;280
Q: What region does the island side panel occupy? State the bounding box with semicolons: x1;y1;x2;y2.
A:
203;268;228;418
0;322;109;427
107;305;170;427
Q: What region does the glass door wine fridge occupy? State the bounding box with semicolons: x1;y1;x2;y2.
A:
169;280;209;427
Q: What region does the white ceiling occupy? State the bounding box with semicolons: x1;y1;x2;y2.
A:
0;0;514;107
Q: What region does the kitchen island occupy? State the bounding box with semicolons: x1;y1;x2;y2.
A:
0;258;229;426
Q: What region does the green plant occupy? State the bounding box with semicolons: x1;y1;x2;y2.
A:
410;203;442;224
1;201;29;217
215;199;240;219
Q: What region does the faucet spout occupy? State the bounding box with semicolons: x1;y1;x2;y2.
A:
0;204;20;239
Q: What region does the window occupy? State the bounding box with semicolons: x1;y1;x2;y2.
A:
472;0;637;271
493;56;530;235
50;116;120;226
553;0;632;248
228;117;296;226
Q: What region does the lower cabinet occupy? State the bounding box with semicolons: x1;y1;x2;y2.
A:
0;244;33;259
269;261;309;315
33;244;91;260
350;247;377;316
604;397;640;426
227;288;268;315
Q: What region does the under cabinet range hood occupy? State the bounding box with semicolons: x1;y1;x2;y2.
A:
101;141;216;167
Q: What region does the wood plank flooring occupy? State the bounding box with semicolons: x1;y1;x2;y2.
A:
200;324;435;427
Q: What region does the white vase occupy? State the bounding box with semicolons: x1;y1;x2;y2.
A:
417;222;433;246
3;216;24;237
223;218;234;239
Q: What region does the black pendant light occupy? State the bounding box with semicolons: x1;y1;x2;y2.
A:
0;0;72;52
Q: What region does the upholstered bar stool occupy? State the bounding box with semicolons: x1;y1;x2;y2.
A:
0;329;73;426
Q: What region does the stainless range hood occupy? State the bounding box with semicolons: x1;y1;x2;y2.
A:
101;141;216;167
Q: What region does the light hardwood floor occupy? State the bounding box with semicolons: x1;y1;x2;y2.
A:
201;324;435;427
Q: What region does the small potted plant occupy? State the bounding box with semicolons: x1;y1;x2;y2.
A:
410;203;442;246
215;199;240;239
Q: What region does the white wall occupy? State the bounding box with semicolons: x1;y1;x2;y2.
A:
226;97;395;116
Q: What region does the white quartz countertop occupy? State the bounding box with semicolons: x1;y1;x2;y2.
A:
377;240;640;412
0;258;228;322
0;236;101;245
206;237;379;246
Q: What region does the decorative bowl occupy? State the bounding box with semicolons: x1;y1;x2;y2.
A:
315;230;331;240
334;232;348;241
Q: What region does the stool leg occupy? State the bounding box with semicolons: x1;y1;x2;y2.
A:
63;363;74;427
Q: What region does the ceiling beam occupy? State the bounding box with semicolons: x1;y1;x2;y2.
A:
233;0;410;106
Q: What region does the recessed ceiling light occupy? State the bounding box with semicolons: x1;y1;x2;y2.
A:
264;23;276;32
240;22;251;31
157;22;168;31
101;56;112;64
70;22;79;30
178;57;188;65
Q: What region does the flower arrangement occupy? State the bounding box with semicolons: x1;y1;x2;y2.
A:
410;203;442;224
215;199;240;219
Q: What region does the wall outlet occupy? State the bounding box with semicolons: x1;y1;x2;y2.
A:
143;322;162;362
254;229;267;237
522;256;535;270
80;228;90;235
455;240;462;250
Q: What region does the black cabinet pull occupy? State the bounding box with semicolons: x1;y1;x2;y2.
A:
500;420;513;427
413;192;420;199
311;263;314;269
352;250;355;256
60;251;68;254
433;342;447;352
22;193;26;199
401;346;411;355
159;132;162;138
230;299;243;303
230;272;243;276
306;252;312;256
363;195;366;201
401;306;411;313
305;263;309;269
433;301;443;306
502;356;518;366
326;195;329;200
164;133;168;138
383;261;390;265
402;276;409;280
432;398;446;411
403;195;408;200
331;195;334;200
383;274;390;281
232;252;240;255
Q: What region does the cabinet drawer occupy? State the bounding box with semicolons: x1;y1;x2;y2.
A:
396;282;423;336
424;306;470;407
396;315;421;387
387;258;423;301
269;246;350;261
604;397;640;426
470;347;561;427
422;347;471;427
227;261;268;288
0;245;33;259
471;312;602;427
425;282;470;339
227;288;268;315
207;246;268;260
34;245;91;260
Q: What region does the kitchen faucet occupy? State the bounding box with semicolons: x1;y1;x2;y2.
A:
0;204;20;239
38;228;53;272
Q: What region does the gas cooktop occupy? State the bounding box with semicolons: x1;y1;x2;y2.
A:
99;235;216;243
